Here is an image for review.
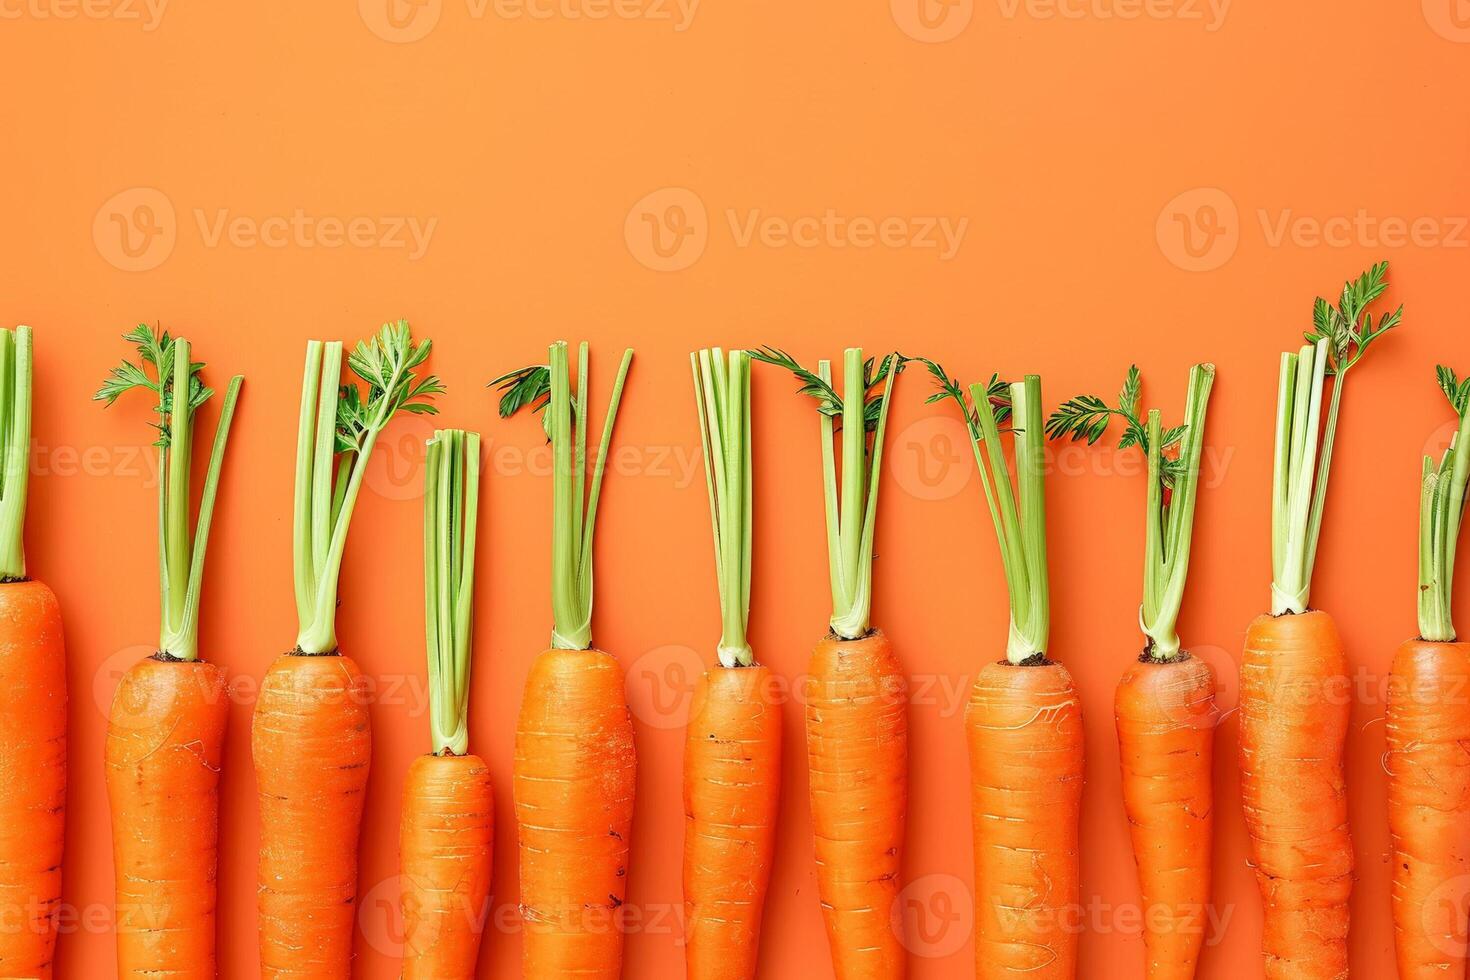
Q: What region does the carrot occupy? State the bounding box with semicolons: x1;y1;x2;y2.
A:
0;326;65;980
94;326;243;978
923;366;1084;979
753;346;907;978
1239;263;1400;979
253;322;443;978
683;348;781;979
493;341;636;978
399;429;494;979
1386;364;1470;978
1049;363;1218;978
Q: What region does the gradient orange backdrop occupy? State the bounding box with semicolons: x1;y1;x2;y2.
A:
4;0;1470;976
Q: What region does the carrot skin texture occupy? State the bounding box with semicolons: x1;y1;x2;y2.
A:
104;656;227;978
514;648;636;979
399;753;494;980
253;652;371;979
968;659;1084;980
682;665;782;980
1386;639;1470;979
0;581;65;980
806;629;908;980
1238;610;1352;980
1116;655;1217;980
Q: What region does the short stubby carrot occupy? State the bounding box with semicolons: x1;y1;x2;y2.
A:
0;580;66;980
254;652;371;978
104;655;228;979
806;629;907;980
968;659;1084;980
514;647;636;979
683;664;782;979
1116;654;1216;980
400;753;494;980
1387;639;1470;979
1238;610;1352;980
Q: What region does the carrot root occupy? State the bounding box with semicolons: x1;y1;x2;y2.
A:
682;664;782;980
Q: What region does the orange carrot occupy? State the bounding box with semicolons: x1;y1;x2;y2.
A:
494;341;637;978
254;323;443;978
968;659;1083;979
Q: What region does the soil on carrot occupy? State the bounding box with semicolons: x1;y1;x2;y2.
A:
1138;649;1193;665
1002;654;1055;667
287;647;342;657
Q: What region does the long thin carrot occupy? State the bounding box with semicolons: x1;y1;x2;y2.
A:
95;326;243;978
1049;363;1218;978
399;429;494;979
493;341;636;978
1386;364;1470;978
253;322;443;978
683;348;781;980
753;345;907;978
925;366;1082;979
0;326;66;980
1240;263;1400;979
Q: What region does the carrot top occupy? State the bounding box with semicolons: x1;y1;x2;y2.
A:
751;347;903;641
923;363;1049;663
1271;262;1400;615
95;325;243;661
1417;367;1470;641
1047;363;1216;659
294;322;443;655
492;341;634;651
423;428;482;755
692;348;754;667
0;327;33;581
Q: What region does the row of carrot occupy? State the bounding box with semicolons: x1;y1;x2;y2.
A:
0;259;1457;980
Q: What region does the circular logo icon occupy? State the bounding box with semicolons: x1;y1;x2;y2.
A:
1424;0;1470;42
1425;417;1460;462
359;0;442;42
625;188;708;272
1154;644;1237;730
1422;873;1470;957
891;0;974;42
1156;187;1239;273
890;415;973;501
364;414;437;501
93;645;168;727
624;644;704;730
359;875;410;957
892;873;973;957
93;188;177;272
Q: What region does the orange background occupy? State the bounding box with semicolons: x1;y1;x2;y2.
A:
5;0;1470;976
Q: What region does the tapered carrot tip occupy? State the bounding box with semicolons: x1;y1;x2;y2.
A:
805;630;908;979
1116;655;1217;980
683;665;782;980
0;580;66;980
1239;611;1352;980
967;659;1083;980
514;647;636;980
253;652;372;980
105;655;228;980
400;753;494;980
1387;639;1470;979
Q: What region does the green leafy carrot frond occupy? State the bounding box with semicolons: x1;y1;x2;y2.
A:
917;358;1011;431
336;321;442;455
751;346;906;434
1437;365;1470;416
1306;260;1402;376
1045;366;1188;482
94;324;213;448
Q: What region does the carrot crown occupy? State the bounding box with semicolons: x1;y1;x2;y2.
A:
0;327;33;581
1271;262;1400;616
692;348;754;667
293;322;443;655
1047;363;1216;660
492;341;634;651
95;326;244;662
751;347;903;641
424;428;481;755
923;363;1050;663
1418;367;1470;642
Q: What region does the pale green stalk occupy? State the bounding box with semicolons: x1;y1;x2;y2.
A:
424;429;482;755
0;327;33;581
1271;340;1330;615
1418;373;1470;642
